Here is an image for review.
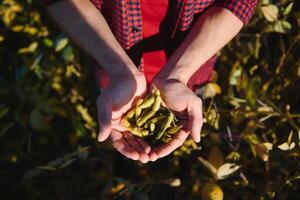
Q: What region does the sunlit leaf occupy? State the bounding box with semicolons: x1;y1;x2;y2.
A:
288;130;293;144
76;104;94;125
217;163;241;180
283;2;293;16
229;68;242;86
0;35;4;42
198;157;218;176
273;20;291;33
202;83;222;99
55;38;68;52
261;4;279;22
28;42;38;52
161;178;181;187
257;106;273;113
278;142;295;151
11;25;23;32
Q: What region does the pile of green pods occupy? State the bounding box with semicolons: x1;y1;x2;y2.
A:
122;90;182;143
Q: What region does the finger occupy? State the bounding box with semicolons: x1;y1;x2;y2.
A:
135;138;151;154
188;98;203;143
97;94;113;142
151;129;189;158
123;134;150;163
149;152;159;162
110;130;139;160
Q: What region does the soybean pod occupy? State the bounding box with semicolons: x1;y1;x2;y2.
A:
166;124;182;135
154;112;174;141
137;94;161;127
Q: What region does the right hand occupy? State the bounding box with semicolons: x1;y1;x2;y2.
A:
96;72;151;163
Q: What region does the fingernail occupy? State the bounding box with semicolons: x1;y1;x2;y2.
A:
98;129;103;142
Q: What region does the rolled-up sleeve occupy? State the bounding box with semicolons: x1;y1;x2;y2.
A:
214;0;258;25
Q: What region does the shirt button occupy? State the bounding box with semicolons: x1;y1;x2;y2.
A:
132;26;139;33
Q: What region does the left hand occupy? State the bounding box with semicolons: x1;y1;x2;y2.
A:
149;78;204;161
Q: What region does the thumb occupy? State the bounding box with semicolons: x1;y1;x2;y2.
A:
96;94;113;142
188;98;203;143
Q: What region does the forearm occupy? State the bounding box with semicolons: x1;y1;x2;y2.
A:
47;0;139;79
157;6;243;84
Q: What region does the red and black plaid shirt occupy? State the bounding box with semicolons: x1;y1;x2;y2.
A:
44;0;258;50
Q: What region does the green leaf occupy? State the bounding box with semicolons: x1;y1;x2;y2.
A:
261;4;279;22
61;46;74;62
282;20;292;30
283;2;293;16
28;42;38;52
273;20;291;33
55;38;68;52
42;38;53;48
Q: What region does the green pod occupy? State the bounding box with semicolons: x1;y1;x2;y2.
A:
161;135;172;143
137;94;162;126
136;98;143;106
152;95;162;112
166;124;182;135
154;89;160;96
139;96;155;109
150;123;155;132
123;119;132;129
154;112;174;141
131;128;144;138
125;109;135;119
135;107;142;119
137;110;156;127
141;129;149;137
146;116;166;125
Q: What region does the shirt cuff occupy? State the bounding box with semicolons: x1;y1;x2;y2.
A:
214;0;258;25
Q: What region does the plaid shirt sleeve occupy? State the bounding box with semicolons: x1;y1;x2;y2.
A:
214;0;258;25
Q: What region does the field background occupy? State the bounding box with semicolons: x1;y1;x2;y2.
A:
1;0;300;199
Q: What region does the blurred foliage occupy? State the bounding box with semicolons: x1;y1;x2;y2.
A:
0;0;300;199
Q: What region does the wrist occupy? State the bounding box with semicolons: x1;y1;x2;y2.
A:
154;65;190;86
101;62;140;81
110;65;144;83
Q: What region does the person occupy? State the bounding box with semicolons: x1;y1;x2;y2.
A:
44;0;258;163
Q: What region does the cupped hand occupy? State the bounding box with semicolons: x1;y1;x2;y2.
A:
149;78;203;161
96;72;151;163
